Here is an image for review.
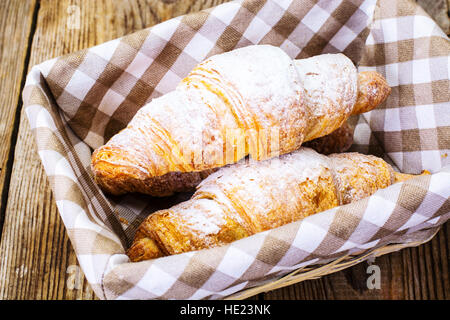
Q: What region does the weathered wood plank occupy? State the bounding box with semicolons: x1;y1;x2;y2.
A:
264;223;449;299
0;0;231;300
0;0;37;235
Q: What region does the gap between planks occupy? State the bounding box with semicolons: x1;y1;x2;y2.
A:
0;1;40;240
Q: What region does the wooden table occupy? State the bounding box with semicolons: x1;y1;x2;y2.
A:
0;0;448;300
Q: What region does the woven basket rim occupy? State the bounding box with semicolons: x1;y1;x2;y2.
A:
225;227;440;300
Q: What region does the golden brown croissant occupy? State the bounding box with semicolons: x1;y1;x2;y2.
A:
92;45;390;197
126;147;413;262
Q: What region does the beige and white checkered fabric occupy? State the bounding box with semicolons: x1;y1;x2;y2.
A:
23;0;449;299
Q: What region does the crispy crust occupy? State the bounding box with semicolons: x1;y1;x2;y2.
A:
91;145;217;196
127;148;396;261
353;71;391;115
302;70;390;154
91;48;391;197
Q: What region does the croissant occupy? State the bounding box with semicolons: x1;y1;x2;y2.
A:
127;147;424;262
92;45;391;197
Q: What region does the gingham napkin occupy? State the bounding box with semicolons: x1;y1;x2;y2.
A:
22;0;450;299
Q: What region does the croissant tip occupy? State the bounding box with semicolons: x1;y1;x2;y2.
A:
127;237;164;262
353;71;391;115
394;170;431;183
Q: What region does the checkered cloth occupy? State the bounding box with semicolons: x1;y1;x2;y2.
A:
22;0;449;299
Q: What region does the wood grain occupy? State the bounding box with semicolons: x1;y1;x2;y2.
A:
0;0;447;300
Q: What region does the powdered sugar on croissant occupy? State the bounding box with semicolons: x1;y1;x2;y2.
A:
91;45;390;197
294;53;357;141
